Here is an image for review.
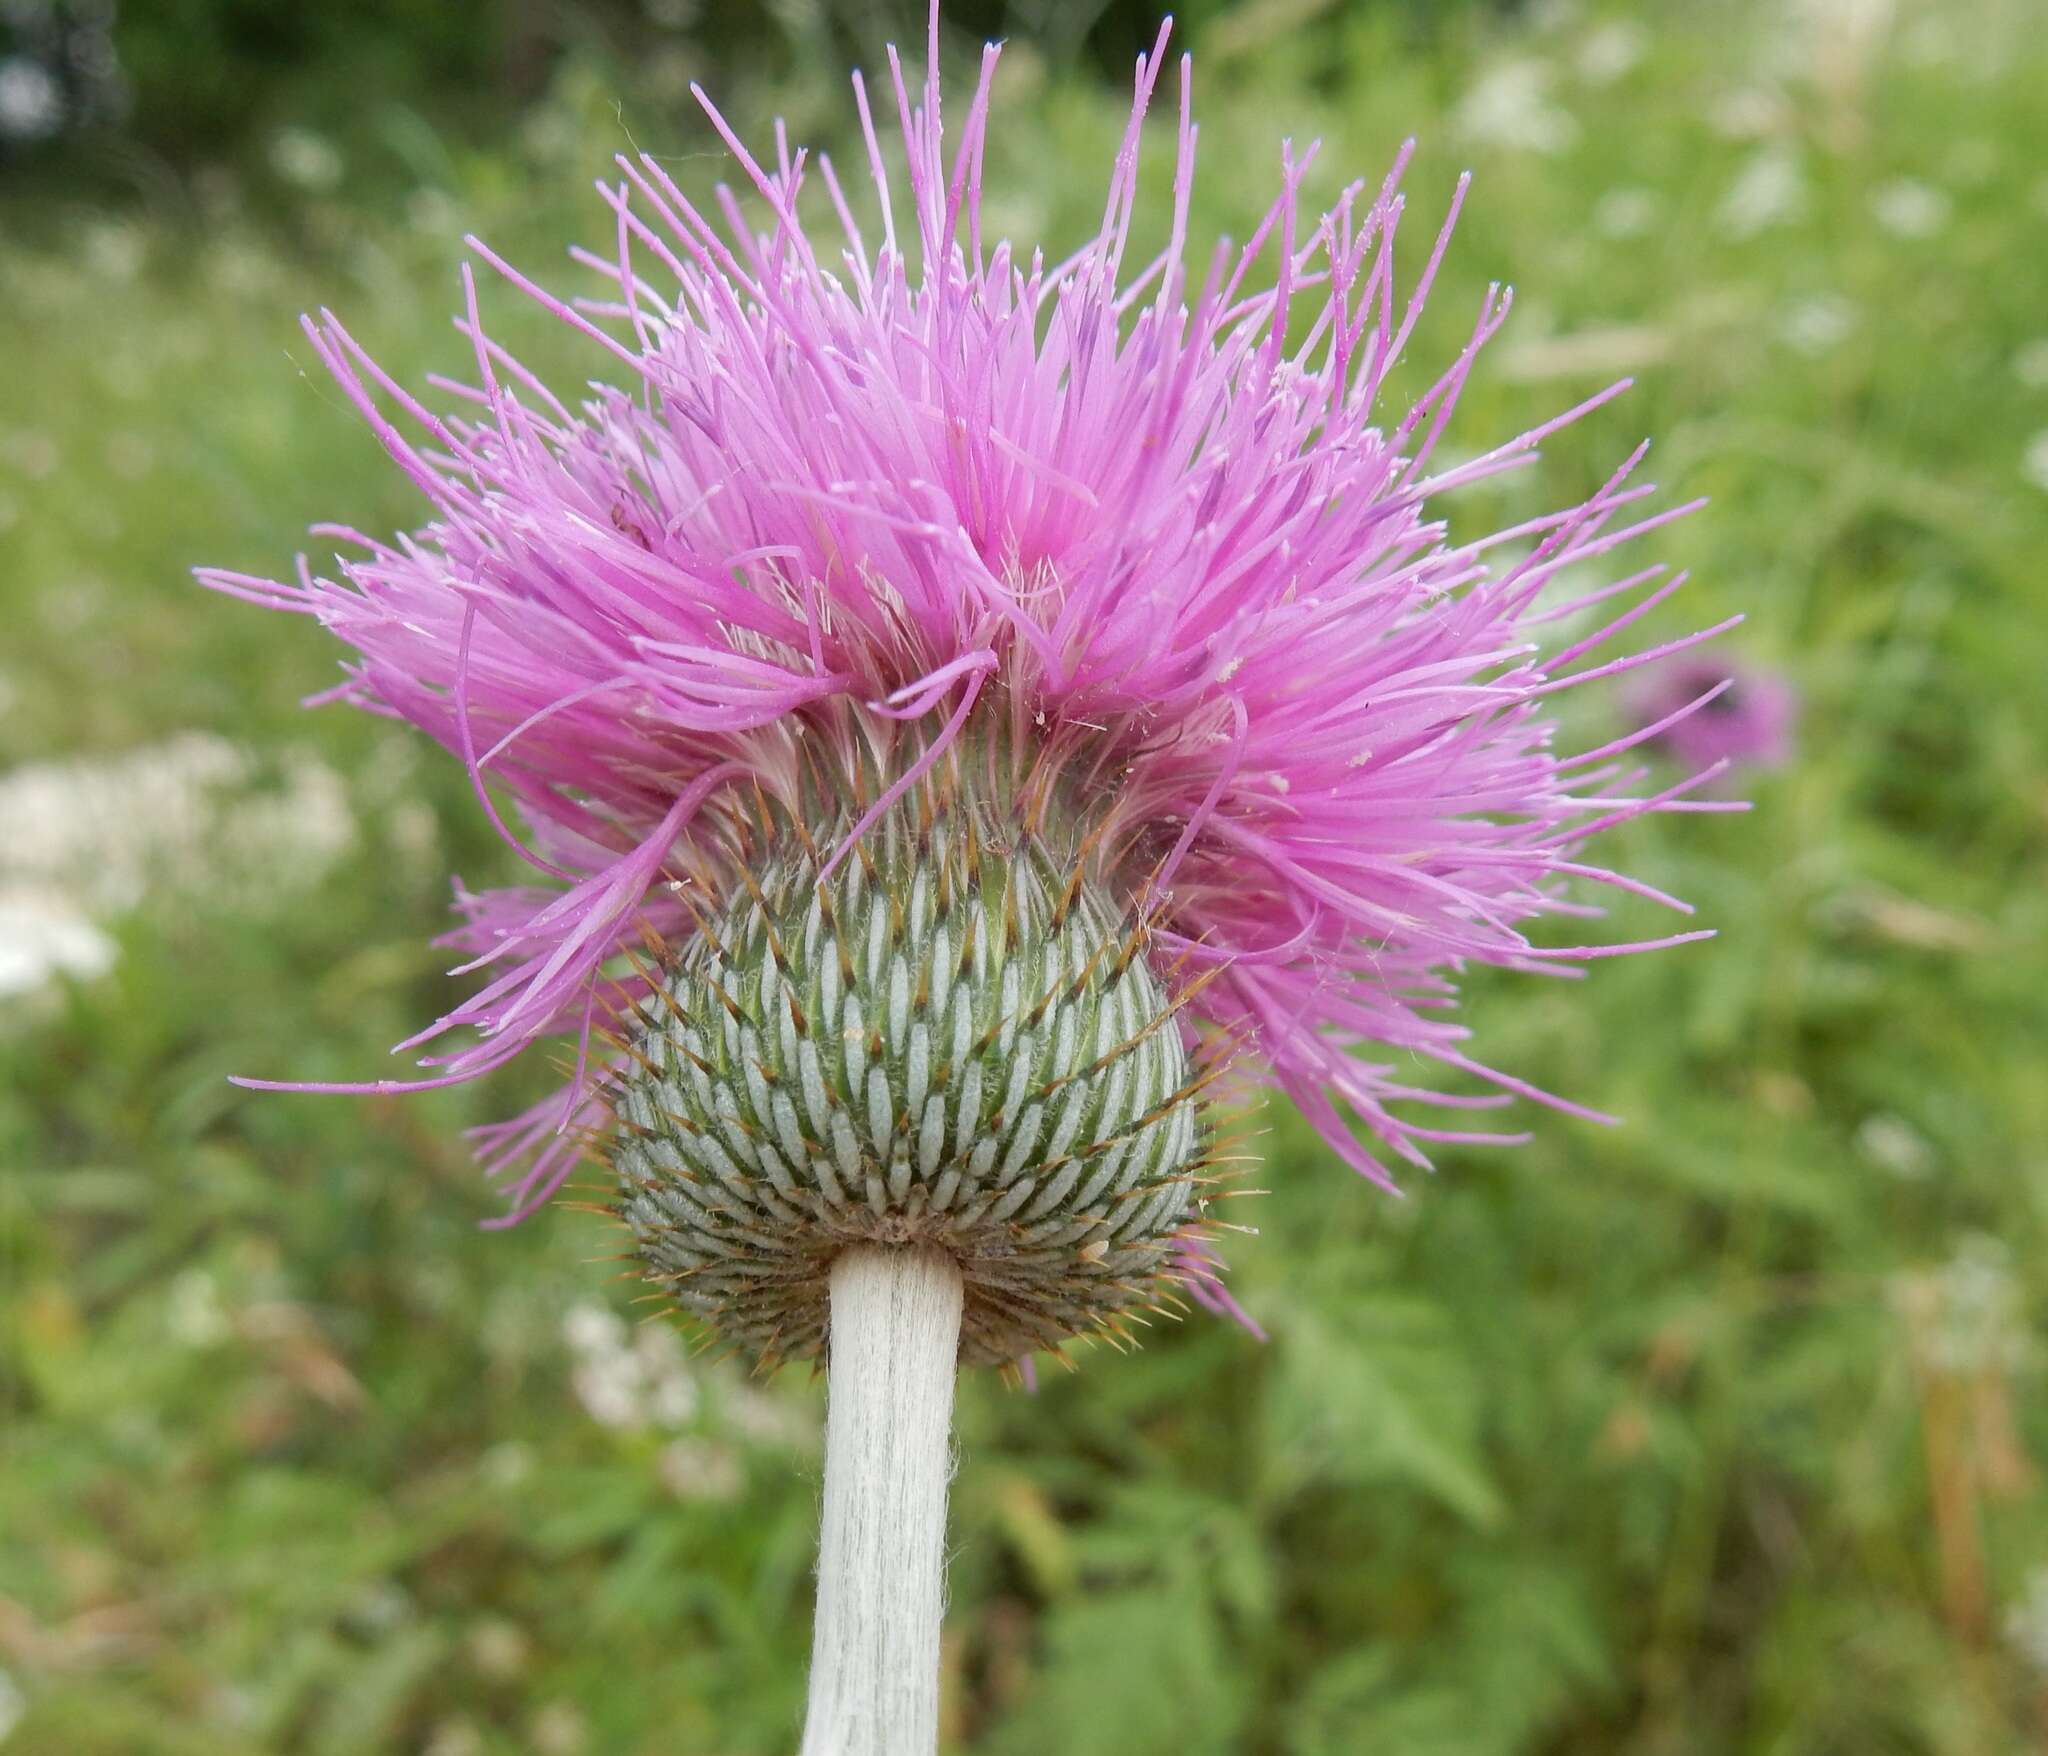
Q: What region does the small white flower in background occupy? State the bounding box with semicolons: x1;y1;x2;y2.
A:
565;1323;811;1446
2023;431;2048;493
223;756;355;891
268;126;344;193
659;1436;745;1502
0;735;357;1004
79;221;146;284
637;1320;701;1424
1780;294;1860;355
1592;186;1659;239
1720;146;1808;237
424;1721;487;1756
561;1300;700;1432
562;1301;626;1355
0;895;116;1002
647;1362;701;1427
570;1351;644;1428
466;1617;532;1680
1453;59;1579;154
386;801;441;869
2013;341;2048;390
2008;1570;2048;1678
722;1383;815;1451
482;1439;536;1486
1854;1113;1934;1180
1870;177;1951;238
0;1668;23;1745
167;1269;231;1346
1786;0;1896;81
1576;21;1645;84
345;1580;415;1635
530;1702;589;1756
1923;1235;2029;1375
0;57;63;142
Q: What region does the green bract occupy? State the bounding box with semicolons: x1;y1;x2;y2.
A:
609;748;1206;1367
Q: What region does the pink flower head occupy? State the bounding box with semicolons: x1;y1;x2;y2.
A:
202;13;1739;1230
1624;651;1797;775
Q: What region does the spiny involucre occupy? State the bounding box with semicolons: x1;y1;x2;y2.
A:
203;14;1740;1366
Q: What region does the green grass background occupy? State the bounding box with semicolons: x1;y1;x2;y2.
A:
4;0;2048;1749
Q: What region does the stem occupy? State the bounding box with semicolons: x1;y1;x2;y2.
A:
801;1246;964;1756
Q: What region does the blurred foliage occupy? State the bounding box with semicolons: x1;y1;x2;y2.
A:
5;0;2048;1751
109;0;513;153
7;0;1508;193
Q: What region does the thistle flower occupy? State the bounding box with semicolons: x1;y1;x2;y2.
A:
1623;650;1797;775
205;16;1737;1747
203;19;1735;1362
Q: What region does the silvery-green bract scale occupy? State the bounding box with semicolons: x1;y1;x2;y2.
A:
606;731;1207;1368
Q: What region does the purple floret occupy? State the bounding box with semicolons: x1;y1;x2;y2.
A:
1624;652;1797;774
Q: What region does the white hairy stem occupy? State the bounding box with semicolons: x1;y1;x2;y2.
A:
800;1246;964;1756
